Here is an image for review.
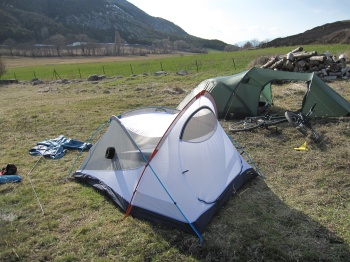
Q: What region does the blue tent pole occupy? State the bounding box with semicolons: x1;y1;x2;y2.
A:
129;148;204;246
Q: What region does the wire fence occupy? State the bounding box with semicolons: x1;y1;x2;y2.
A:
4;56;244;82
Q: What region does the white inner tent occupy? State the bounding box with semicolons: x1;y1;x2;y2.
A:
74;91;258;243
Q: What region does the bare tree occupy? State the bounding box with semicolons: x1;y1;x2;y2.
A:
49;34;66;56
243;41;253;49
250;38;260;47
3;38;16;56
161;38;173;53
151;40;161;53
0;57;6;78
173;40;188;52
224;44;240;52
114;30;122;55
75;34;91;55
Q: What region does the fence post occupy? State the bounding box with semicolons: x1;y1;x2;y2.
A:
196;60;199;72
130;64;134;75
232;58;236;70
33;71;36;79
78;68;81;79
53;69;61;80
160;62;163;71
103;66;105;75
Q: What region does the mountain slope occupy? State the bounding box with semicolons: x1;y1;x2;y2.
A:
261;20;350;47
0;0;226;50
1;0;348;50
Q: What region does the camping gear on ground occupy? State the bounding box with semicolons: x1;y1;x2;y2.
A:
0;163;17;176
29;135;92;159
229;114;287;132
229;103;321;142
285;103;320;142
73;91;258;244
294;141;308;151
0;164;22;184
0;175;22;184
178;67;350;119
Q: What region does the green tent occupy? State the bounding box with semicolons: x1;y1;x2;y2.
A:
178;67;350;119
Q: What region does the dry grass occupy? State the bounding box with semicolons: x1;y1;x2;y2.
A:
0;60;349;261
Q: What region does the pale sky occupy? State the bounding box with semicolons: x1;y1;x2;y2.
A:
127;0;350;45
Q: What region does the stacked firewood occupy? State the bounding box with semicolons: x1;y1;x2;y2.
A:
261;47;349;80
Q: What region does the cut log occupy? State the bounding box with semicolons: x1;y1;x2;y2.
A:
340;59;347;68
318;64;326;70
321;69;328;76
308;55;326;62
308;60;320;67
328;64;341;72
291;47;303;53
261;56;278;68
341;66;350;75
270;58;285;69
296;60;307;68
324;76;338;80
308;66;319;72
286;52;294;61
329;72;342;76
293;51;318;59
283;59;294;71
259;46;347;80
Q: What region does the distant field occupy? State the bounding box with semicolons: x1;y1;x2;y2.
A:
3;53;191;68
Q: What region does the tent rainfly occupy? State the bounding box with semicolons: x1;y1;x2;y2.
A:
74;91;258;244
177;67;350;119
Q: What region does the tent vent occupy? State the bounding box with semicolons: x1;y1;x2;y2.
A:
105;147;116;159
241;75;250;84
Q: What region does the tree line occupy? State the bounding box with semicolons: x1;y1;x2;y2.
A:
1;34;266;58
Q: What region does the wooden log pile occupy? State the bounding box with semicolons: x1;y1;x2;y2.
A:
261;47;349;80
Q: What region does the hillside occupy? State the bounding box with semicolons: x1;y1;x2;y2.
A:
261;20;350;47
1;1;349;52
0;0;226;50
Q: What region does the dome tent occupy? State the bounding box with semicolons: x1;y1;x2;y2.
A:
73;91;258;244
178;67;350;119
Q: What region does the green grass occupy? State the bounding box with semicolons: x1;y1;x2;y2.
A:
0;45;350;261
2;44;350;81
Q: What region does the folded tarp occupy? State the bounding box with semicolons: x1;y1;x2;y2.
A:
29;135;92;159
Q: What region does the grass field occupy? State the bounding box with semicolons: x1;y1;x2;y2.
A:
0;45;349;261
2;44;350;82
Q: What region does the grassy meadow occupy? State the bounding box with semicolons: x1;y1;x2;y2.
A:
0;45;350;261
3;44;350;82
